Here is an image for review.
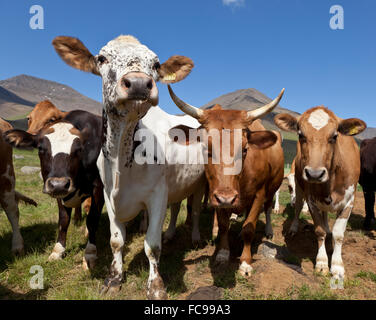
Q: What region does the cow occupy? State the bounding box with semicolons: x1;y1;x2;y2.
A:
4;110;104;269
167;85;285;276
0;118;37;254
359;137;376;230
27;100;89;224
52;35;208;299
274;106;366;279
284;157;309;215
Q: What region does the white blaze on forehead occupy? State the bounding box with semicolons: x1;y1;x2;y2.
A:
307;109;330;130
45;123;79;157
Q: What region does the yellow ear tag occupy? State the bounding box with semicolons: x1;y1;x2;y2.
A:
163;73;176;82
348;127;359;135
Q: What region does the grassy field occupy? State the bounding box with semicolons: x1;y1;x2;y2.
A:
1;148;376;300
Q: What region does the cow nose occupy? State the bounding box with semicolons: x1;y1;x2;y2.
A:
304;167;328;182
214;192;238;207
45;177;72;196
121;75;153;100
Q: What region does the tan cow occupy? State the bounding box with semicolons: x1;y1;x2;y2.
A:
27;100;90;224
168;86;285;276
0;118;37;254
275;106;366;279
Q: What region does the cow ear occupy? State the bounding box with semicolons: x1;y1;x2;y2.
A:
159;56;194;84
3;130;37;150
247;131;277;149
338;118;367;136
274;113;298;132
52;36;100;75
168;124;202;145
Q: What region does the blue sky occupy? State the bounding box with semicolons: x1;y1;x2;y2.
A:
0;0;375;126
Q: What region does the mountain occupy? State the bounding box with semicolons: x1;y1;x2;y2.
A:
202;88;376;142
0;75;102;120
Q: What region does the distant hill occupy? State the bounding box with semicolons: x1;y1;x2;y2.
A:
0;74;102;119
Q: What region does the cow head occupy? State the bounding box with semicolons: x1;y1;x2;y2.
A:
4;122;87;199
52;35;194;116
275;106;366;184
168;86;284;209
27;100;65;135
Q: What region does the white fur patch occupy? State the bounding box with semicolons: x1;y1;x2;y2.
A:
45;123;79;157
308;109;329;131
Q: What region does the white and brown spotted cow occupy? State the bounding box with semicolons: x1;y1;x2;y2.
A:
52;35;206;299
275;106;366;279
0;118;37;254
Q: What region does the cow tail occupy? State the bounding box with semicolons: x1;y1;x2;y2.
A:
15;191;37;207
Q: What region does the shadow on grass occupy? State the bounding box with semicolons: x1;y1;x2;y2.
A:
281;204;335;269
0;222;57;272
0;283;50;300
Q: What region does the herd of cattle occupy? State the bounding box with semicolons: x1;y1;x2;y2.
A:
0;34;375;299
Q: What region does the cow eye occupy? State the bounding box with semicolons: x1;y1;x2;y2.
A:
298;131;306;143
97;55;108;64
153;62;161;70
48;117;56;124
329;132;338;144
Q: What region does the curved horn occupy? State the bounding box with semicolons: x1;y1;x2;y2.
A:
247;88;285;120
168;85;204;119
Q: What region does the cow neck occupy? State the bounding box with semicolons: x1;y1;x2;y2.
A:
102;101;151;170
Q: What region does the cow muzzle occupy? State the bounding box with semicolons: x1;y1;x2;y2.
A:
303;166;328;184
212;190;239;208
117;72;158;105
44;177;75;198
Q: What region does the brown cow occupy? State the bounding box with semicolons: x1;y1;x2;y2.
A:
0;118;37;254
27;100;90;224
168;86;285;276
275;106;366;279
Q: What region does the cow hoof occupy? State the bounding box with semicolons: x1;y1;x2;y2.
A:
330;264;345;280
12;246;24;256
192;232;200;248
239;261;253;277
266;232;274;240
82;243;97;270
147;276;168;300
48;243;65;261
100;278;122;295
215;249;230;266
315;262;329;275
163;231;175;244
288;221;299;236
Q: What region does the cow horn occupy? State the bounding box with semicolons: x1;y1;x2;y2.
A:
168;85;204;119
247;88;285;120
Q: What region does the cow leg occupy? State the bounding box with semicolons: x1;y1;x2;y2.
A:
364;191;375;230
214;210;231;265
308;202;329;275
163;202;181;243
101;194;126;295
239;191;265;277
302;200;309;213
83;182;104;270
264;202;274;240
1;191;24;255
49;200;72;261
273;188;280;213
185;195;192;227
212;211;219;239
191;182;206;246
73;206;82;225
139;210;148;233
145;187;168;300
289;183;304;236
331;203;353;280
